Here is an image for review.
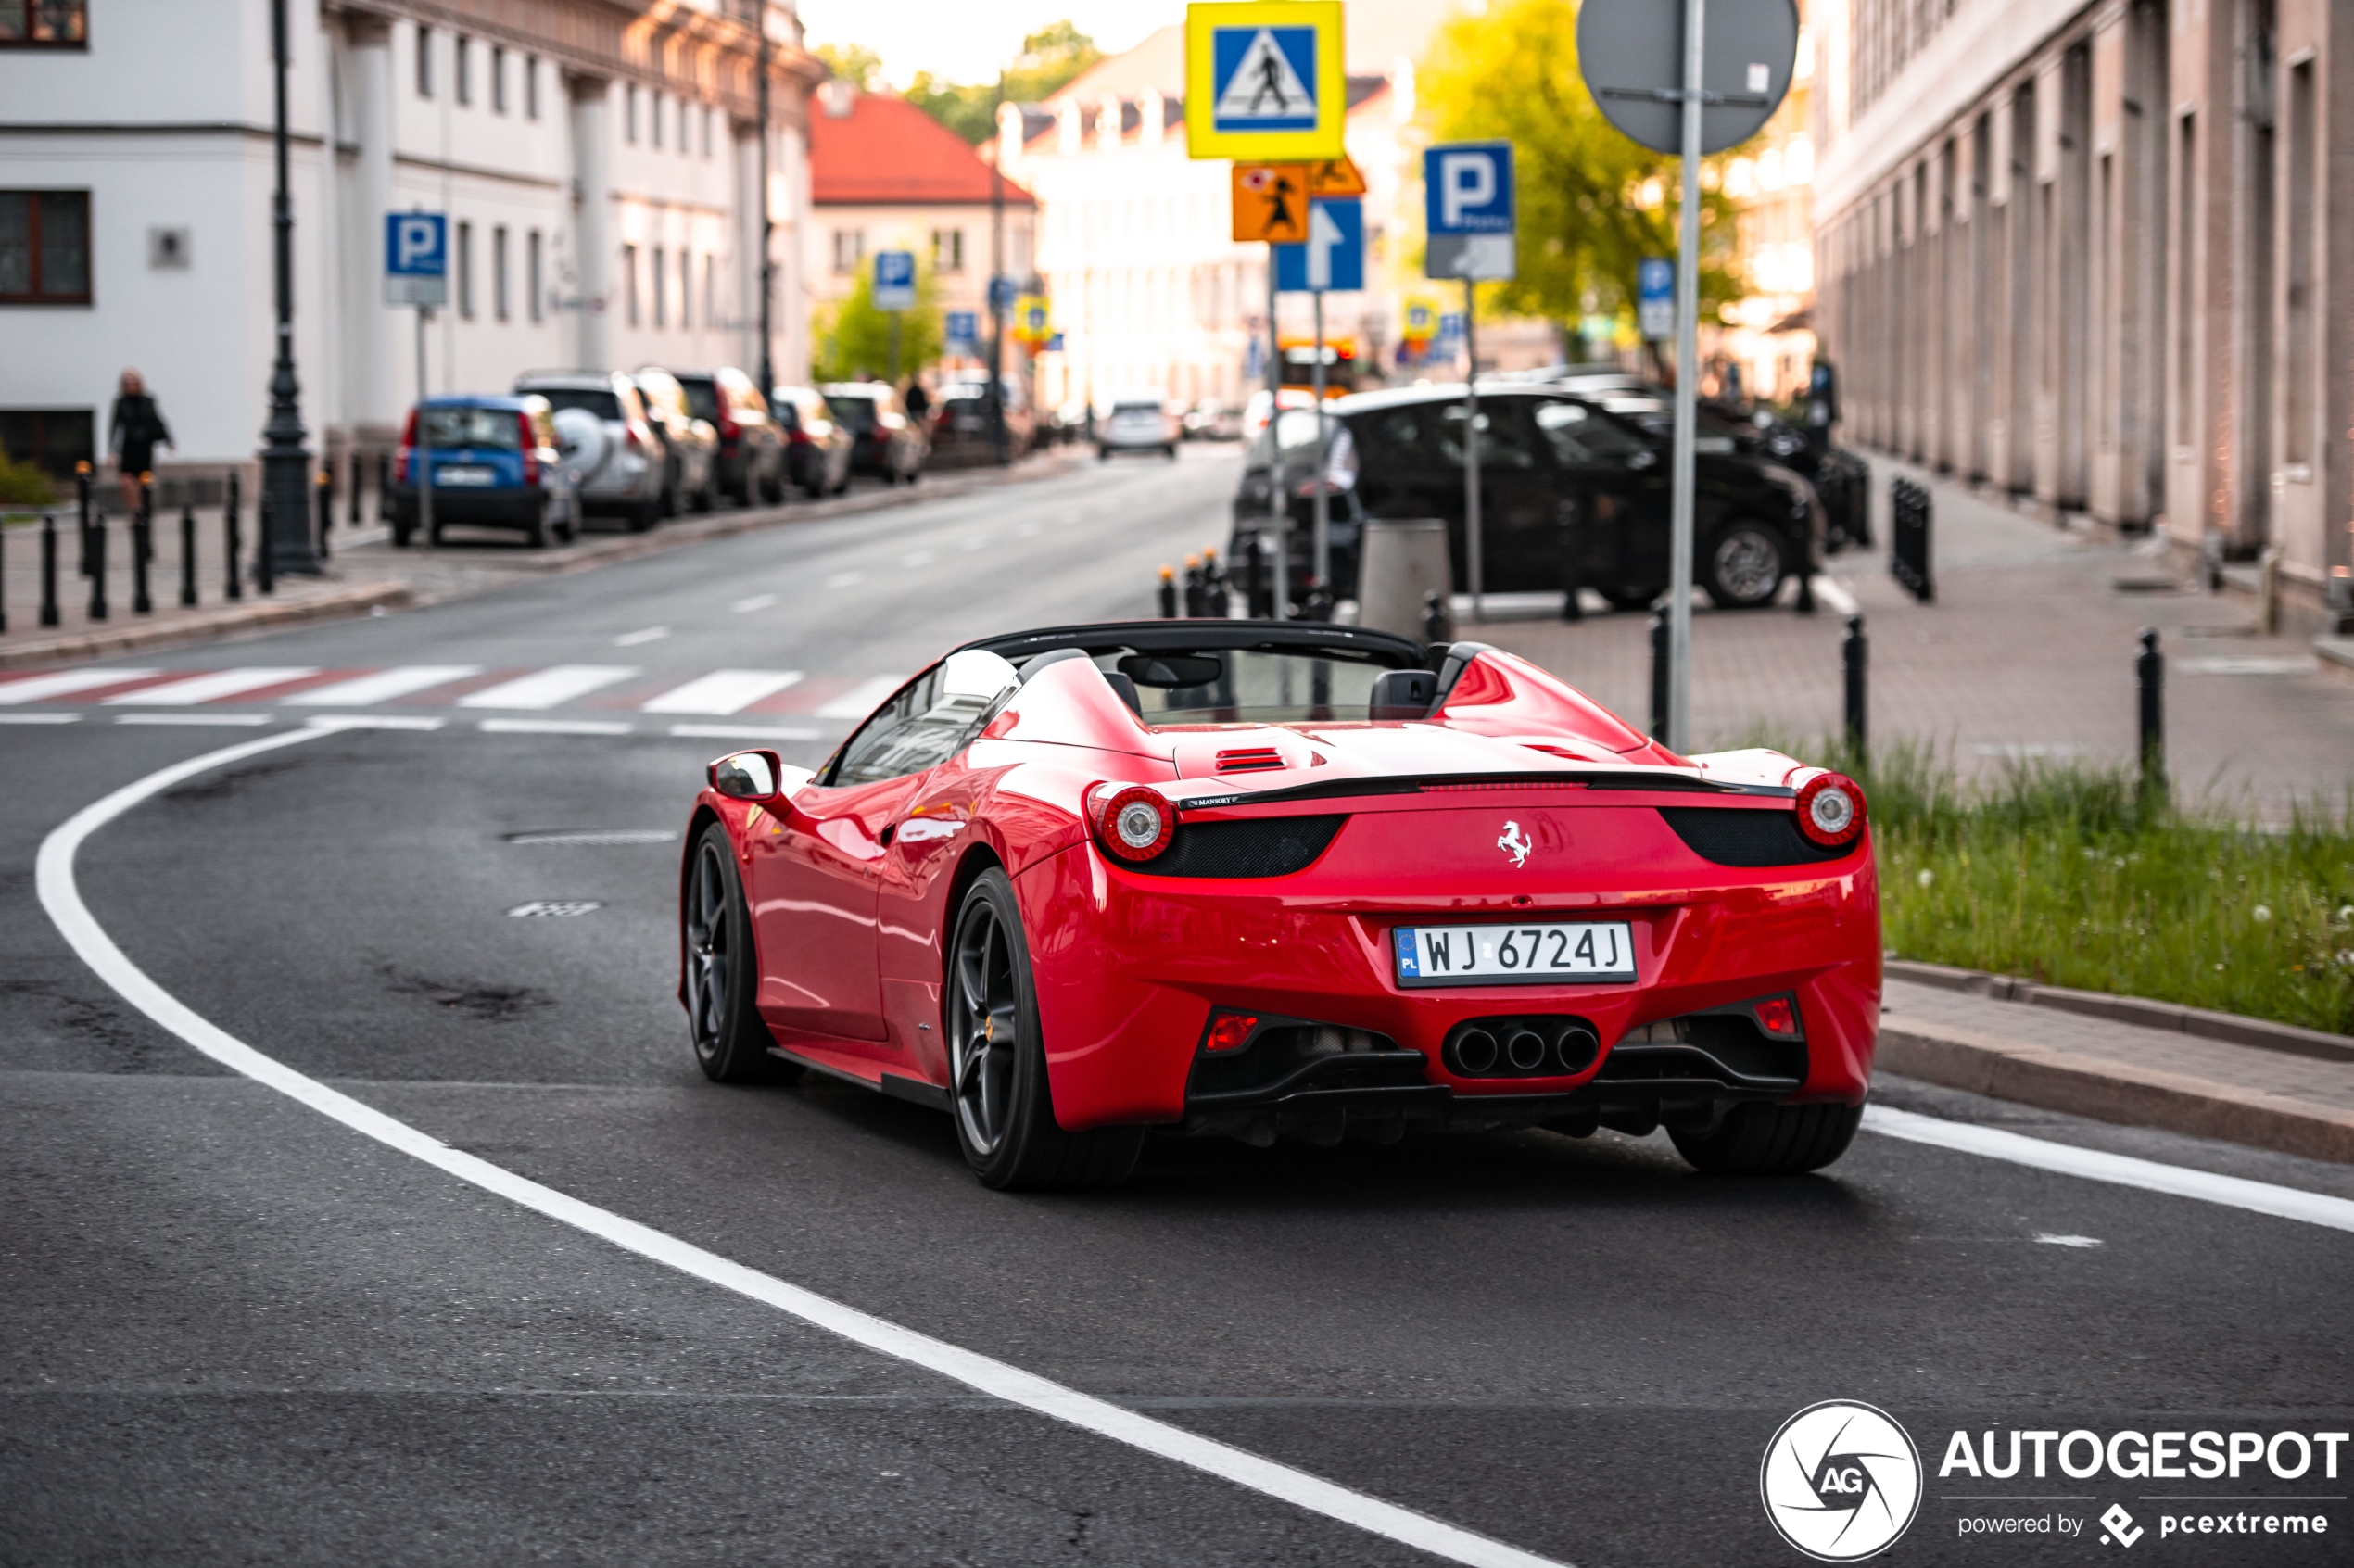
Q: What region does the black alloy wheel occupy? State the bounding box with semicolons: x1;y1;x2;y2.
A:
1668;1099;1863;1174
684;824;799;1083
944;870;1143;1191
1701;521;1789;609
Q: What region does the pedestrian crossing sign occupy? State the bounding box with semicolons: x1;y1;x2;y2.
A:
1185;2;1345;160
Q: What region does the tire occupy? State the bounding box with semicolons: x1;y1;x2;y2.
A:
1603;588;1661;613
428;525;445;547
525;509;548;550
1097;447;1112;462
1668;1100;1864;1175
945;869;1143;1191
1701;522;1788;609
696;477;716;513
684;824;801;1084
1165;445;1178;461
629;496;659;533
391;521;413;549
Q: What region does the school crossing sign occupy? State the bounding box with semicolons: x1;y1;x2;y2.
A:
1185;2;1345;160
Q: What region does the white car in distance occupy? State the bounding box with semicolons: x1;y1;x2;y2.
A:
1097;391;1182;461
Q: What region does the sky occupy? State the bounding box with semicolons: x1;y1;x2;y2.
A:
795;1;1180;88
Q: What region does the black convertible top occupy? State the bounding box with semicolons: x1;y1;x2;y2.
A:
963;619;1429;669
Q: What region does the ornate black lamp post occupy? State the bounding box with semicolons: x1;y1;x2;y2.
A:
259;0;319;576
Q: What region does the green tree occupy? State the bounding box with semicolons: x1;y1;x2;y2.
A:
905;19;1104;144
812;261;944;384
1417;0;1738;330
816;42;881;89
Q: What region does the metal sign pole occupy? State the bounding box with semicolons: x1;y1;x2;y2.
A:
415;306;432;544
1667;0;1705;754
1464;276;1481;624
1268;247;1287;620
1311;287;1329;592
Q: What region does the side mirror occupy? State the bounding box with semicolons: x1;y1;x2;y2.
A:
709;749;784;801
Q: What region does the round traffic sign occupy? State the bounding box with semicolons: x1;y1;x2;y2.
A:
1576;0;1797;156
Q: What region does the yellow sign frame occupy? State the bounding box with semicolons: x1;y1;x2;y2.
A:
1183;1;1346;161
1011;296;1052;346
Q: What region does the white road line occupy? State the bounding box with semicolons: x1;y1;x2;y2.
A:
1809;575;1860;616
825;571;864;589
35;729;1571;1568
667;723;822;741
104;667;317;705
282;665;481;707
730;593;779;613
478;718;634;736
458;665;638;710
304;714;445;731
815;675;903;719
639;669;804;715
0;712;82;724
0;667;161;704
614;626;672;647
899;550;933;567
114;713;274;727
1861;1106;2354;1233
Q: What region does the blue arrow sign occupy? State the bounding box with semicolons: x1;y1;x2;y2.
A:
1211;25;1319;133
873;249;916;311
987;275;1018;311
1273;197;1362;293
1638;256;1674;339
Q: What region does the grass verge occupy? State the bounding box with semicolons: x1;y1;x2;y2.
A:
1813;740;2354;1036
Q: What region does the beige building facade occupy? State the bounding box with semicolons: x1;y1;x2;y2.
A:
1813;0;2354;626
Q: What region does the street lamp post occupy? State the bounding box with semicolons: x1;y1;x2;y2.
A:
754;2;774;399
986;71;1008;466
259;0;318;576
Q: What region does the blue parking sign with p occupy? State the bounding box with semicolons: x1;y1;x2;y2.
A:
384;211;447;306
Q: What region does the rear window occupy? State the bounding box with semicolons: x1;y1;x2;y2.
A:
1093;648;1389;725
1113;401;1163;415
420;406;522;449
676;379;720;422
535;388;621;421
827;396;878;432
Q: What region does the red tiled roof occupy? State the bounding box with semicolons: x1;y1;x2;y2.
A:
808;89;1036;208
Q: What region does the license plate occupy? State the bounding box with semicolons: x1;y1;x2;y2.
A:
437;465;498;487
1392;922;1637;987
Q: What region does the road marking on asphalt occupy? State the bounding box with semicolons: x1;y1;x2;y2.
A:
2178;655;2320;677
667;723;823;741
478;718;634;736
0;712;82;724
730;593;778;613
458;665;638;710
1862;1106;2354;1233
104;666;317;705
825;571;865;589
303;714;447;731
1809;575;1859;615
36;728;1574;1568
639;669;804;714
899;550;933;567
614;626;672;647
506;829;676;846
283;665;482;706
0;667;162;703
2035;1233;2103;1247
815;676;904;719
506;900;603;917
113;713;274;727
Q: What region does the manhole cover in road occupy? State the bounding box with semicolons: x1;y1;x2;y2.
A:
506;901;603;917
503;829;676;845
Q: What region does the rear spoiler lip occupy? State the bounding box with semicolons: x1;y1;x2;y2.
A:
1167;769;1794;813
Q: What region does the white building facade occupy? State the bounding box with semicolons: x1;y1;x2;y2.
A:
0;0;819;488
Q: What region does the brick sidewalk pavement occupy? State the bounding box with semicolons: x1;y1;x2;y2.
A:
1480;461;2354;816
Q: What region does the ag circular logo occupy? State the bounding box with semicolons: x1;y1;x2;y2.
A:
1760;1400;1923;1561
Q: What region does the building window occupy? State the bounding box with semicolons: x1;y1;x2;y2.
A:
527;229;543;322
652;244;666;327
456;221;475;318
493;225;510;321
0;190;91;303
703;254;715;329
0;409;95;475
652;91;664;148
932;228;964;272
0;0;87;46
623;244;639;325
832;228;863;273
680;98;691;157
490;45;507;113
525;56;539;120
415;25;432;97
2175;113;2196;445
679;248;692;328
625;85;638;143
454;36;471;106
2285;59;2316;466
702;107;713;158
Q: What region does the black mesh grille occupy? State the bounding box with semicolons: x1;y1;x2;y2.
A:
1143;815;1346;879
1659;806;1855;867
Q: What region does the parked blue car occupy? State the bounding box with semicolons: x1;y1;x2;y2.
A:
389;395;578;548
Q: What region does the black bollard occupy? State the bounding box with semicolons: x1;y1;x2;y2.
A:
1649;609;1669;741
348;452;363;526
180;504;198;607
1183;557;1205;617
1246;535;1269;620
1203;547;1228;617
1302;582;1334;622
254;494;275;595
1424;589;1452;645
375;451;389;528
1794;556;1816;614
2136;627;2165;805
1561;512;1583;622
1157;565;1178;619
40;512;59;627
1841;613;1867;755
132;492;153;614
223;473;244;601
87;512;108;620
315;468;333;563
75;461;93;578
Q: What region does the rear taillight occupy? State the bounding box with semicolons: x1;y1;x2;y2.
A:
1793;772;1866;848
1091;784;1174;863
786;426;813;447
517;411;539;484
1202;1011;1259;1053
397;407;418;483
626;421;647;451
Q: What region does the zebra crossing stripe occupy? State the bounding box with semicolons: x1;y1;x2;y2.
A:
105;668;321;706
0;669;163;704
457;666;639;710
639;669;804;715
814;675;905;719
284;665;484;706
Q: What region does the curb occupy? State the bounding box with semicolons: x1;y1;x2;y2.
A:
1885;959;2353;1064
0;583;412;669
1875;1014;2354;1166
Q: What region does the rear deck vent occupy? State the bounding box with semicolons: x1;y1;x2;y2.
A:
1659;806;1855;867
1215;746;1288;773
1148;814;1346;878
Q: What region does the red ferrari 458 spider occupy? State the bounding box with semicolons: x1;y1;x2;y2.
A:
679;621;1879;1190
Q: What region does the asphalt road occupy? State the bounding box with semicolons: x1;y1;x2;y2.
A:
5;447;2351;1567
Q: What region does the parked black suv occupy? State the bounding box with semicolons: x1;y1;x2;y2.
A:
1229;385;1825;612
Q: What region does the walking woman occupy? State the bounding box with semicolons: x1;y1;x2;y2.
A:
108;368;172;512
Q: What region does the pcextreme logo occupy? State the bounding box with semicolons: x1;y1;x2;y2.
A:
1762;1400;1925;1562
